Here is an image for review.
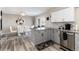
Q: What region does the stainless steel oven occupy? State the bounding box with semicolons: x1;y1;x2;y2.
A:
60;31;68;48
60;31;75;51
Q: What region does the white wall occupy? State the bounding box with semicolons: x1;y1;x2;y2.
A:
35;12;53;28
75;8;79;30
2;14;34;32
35;7;75;29
35;7;54;27
35;8;67;28
35;8;64;28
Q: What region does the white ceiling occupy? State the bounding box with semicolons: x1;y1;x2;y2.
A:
0;7;51;16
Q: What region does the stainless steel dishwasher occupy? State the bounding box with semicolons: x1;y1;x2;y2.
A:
67;32;75;51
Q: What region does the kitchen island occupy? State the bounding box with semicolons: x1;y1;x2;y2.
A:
31;28;53;45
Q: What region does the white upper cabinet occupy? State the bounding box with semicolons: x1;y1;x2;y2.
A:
51;8;75;22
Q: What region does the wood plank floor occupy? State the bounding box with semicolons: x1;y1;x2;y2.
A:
0;36;62;51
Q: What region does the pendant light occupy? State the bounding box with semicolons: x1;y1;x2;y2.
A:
16;12;25;25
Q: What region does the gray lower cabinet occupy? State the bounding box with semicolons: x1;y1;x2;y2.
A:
50;29;54;41
75;34;79;51
53;30;60;44
31;30;41;45
31;30;49;45
41;30;48;42
46;29;51;40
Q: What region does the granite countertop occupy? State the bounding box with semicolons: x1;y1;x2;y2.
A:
52;28;79;34
31;28;79;34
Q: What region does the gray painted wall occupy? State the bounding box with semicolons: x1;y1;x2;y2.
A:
2;13;34;32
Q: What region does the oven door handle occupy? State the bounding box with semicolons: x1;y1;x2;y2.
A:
67;33;74;35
